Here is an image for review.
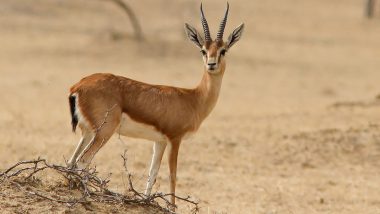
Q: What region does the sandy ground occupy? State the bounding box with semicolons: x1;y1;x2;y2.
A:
1;0;380;213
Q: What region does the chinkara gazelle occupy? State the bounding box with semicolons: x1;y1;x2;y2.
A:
67;3;244;207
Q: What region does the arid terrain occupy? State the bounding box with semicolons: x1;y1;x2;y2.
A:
1;0;380;213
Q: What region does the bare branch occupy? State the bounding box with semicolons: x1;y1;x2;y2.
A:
105;0;144;40
0;155;199;213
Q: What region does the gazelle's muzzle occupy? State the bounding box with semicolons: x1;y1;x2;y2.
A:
207;57;218;70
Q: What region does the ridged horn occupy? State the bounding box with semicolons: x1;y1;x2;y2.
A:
200;3;212;42
216;2;229;41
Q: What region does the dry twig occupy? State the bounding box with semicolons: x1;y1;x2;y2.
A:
0;156;198;213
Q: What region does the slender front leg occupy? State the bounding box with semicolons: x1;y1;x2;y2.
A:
145;141;167;195
167;140;180;207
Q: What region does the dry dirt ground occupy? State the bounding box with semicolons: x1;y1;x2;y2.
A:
1;0;380;213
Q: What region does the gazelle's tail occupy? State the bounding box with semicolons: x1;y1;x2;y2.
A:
69;94;78;132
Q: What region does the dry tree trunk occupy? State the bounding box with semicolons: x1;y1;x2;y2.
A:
105;0;144;40
366;0;376;18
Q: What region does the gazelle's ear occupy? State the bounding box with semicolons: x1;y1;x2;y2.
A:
184;23;204;48
226;23;244;49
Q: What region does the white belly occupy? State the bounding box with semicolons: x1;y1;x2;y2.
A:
117;113;167;142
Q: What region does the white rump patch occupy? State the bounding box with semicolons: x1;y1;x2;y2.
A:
73;93;91;131
117;113;167;142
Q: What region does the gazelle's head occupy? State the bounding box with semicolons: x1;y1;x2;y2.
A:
185;3;244;74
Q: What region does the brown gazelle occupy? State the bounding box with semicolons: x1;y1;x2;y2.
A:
67;3;244;207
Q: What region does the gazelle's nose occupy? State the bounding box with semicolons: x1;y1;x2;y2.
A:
207;57;217;70
207;62;217;70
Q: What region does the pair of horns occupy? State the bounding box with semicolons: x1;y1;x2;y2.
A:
200;2;229;42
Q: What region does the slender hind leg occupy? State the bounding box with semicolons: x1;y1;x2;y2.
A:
145;141;167;195
68;130;94;168
76;110;121;168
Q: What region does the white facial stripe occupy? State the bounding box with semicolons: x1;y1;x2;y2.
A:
208;57;216;64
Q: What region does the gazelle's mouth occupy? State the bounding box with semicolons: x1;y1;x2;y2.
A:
207;67;220;74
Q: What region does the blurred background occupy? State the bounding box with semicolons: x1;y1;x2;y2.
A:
0;0;380;213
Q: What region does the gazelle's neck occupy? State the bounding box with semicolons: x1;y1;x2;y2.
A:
196;61;226;120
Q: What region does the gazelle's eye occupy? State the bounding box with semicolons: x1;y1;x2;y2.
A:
220;49;226;56
201;50;207;56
